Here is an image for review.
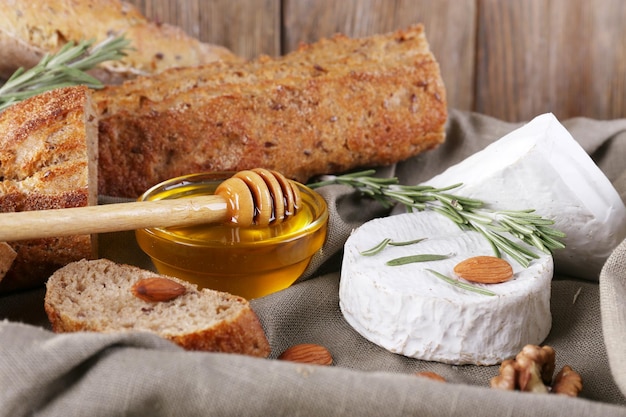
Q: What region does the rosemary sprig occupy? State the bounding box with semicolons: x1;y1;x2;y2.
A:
309;170;566;268
0;35;130;112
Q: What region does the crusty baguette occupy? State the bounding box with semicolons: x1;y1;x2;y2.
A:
94;25;437;115
95;24;447;197
44;258;271;357
0;0;240;84
0;86;98;293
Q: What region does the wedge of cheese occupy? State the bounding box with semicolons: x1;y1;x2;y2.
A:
340;210;553;365
424;113;626;279
340;113;625;364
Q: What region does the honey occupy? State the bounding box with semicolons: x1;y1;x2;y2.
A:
136;172;328;299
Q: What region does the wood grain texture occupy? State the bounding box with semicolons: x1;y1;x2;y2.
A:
128;0;281;58
476;0;626;121
124;0;626;121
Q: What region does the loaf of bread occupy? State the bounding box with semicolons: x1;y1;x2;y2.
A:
44;258;271;357
0;85;98;293
95;24;447;197
0;0;239;84
0;25;446;289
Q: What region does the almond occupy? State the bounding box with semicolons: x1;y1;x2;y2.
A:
453;256;513;284
132;277;187;302
278;343;333;366
415;371;446;382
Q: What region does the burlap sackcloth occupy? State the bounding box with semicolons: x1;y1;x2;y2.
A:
1;109;626;417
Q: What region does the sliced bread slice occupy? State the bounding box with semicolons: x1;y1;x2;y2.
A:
44;258;271;357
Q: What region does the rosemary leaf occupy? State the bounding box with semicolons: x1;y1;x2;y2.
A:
485;228;538;256
389;238;428;246
0;35;130;112
476;227;502;259
487;239;532;268
537;226;567;238
497;209;538;216
460;211;493;225
500;216;535;225
499;218;536;236
527;218;559;226
360;238;392;256
529;234;550;254
498;210;550;222
431;206;465;225
538;233;567;250
426;269;496;296
359;237;427;256
386;253;453;266
450;197;484;209
423;183;464;193
383;191;417;206
433;193;461;208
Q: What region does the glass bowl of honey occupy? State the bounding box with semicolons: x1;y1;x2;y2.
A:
135;172;328;299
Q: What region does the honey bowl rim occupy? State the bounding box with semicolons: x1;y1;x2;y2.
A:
136;171;329;249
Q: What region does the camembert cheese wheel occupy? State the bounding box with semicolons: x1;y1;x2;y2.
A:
340;113;625;364
339;210;553;365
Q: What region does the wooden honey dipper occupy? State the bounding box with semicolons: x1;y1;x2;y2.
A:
0;168;301;242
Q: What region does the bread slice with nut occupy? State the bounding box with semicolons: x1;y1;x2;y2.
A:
44;258;271;357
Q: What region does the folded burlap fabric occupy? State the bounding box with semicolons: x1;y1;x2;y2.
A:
1;109;626;416
601;235;626;401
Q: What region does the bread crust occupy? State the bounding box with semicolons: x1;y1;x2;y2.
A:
168;308;272;356
0;242;17;282
44;259;271;357
0;86;97;292
0;0;240;84
95;25;447;197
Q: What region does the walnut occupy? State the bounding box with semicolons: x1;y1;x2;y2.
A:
515;344;554;393
552;365;583;397
490;359;517;391
490;344;582;397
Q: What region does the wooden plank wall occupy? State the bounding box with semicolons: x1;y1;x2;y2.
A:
127;0;626;122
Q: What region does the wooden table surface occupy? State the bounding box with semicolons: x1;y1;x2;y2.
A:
128;0;626;123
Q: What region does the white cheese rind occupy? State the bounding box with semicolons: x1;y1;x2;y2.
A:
339;210;553;365
423;113;626;279
340;113;620;364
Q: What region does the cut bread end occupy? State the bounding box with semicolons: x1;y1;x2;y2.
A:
44;258;271;357
0;85;98;293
